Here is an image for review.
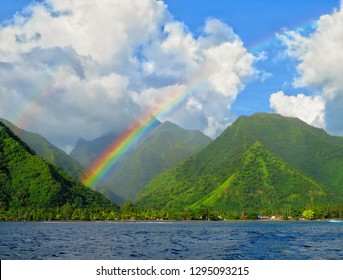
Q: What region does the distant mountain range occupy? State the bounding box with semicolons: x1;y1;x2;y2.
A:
0;118;212;207
2;113;342;219
0;121;117;220
70;120;212;204
135;113;343;215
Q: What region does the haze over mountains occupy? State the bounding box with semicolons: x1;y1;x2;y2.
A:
70;120;212;204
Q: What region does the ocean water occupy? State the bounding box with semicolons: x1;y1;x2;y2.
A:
0;221;342;260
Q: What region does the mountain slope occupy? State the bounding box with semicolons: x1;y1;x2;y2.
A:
135;113;343;212
220;113;343;199
0;118;85;181
189;142;326;211
0;121;117;219
70;118;162;168
71;121;212;204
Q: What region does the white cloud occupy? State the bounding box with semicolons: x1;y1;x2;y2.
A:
0;0;167;64
205;41;254;98
204;116;227;138
279;2;343;135
0;0;256;150
187;97;203;112
0;48;136;148
141;21;201;83
199;18;239;47
270;91;325;128
139;17;255;137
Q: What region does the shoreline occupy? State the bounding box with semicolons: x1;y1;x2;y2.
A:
1;218;341;223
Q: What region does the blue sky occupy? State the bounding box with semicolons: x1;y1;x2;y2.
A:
166;0;338;48
0;0;342;151
165;0;340;115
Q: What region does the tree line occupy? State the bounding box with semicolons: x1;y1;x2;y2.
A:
1;201;342;221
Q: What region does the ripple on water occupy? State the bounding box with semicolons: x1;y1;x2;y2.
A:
0;221;342;259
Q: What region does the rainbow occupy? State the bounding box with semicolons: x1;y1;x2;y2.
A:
9;57;71;135
247;20;317;54
82;71;208;187
11;18;318;188
11;76;55;134
82;21;316;187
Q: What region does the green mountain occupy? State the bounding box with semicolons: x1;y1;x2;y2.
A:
189;142;326;211
0;118;85;181
135;113;343;215
0;121;118;220
70;131;123;170
71;121;212;204
70;118;162;169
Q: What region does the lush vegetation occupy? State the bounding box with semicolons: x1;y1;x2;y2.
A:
135;113;343;216
2;114;343;221
188;142;327;211
0;118;85;181
71;120;211;205
0;122;118;221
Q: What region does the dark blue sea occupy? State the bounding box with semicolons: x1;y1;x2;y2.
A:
0;221;342;260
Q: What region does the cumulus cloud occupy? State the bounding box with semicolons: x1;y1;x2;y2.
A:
0;0;167;64
0;47;137;150
270;91;325;128
0;0;256;150
138;17;255;137
278;2;343;135
205;41;254;98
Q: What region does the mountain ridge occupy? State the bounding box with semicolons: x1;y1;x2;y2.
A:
0;118;85;181
72;120;212;204
0;121;118;220
135;113;343;215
